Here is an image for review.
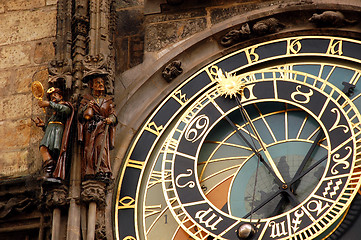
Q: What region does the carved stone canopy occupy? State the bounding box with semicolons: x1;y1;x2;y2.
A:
48;59;73;89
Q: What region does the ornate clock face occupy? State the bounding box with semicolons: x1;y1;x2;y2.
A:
115;36;361;240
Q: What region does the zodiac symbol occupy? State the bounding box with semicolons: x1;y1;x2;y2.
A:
184;114;209;142
307;200;330;216
291;85;313;104
175;169;195;189
291;210;304;233
323;179;342;198
331;146;351;175
329;108;349;133
195;208;223;230
269;221;288;238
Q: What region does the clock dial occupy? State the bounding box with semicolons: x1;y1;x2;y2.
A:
115;36;361;240
199;101;328;220
159;70;361;239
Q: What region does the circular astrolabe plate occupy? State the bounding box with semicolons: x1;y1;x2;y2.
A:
115;36;361;240
160;69;361;240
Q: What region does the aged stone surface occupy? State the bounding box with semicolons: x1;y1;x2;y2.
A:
0;119;31;148
0;151;29;177
4;0;45;11
145;17;207;51
129;35;144;68
46;0;58;5
115;8;144;38
145;8;206;23
0;70;12;94
114;36;129;73
114;6;144;72
0;8;56;46
0;3;4;13
34;41;56;64
0;44;32;69
15;67;38;94
114;0;143;9
209;5;243;25
0;94;32;120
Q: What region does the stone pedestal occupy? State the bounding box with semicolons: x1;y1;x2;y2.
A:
42;183;68;240
81;180;106;240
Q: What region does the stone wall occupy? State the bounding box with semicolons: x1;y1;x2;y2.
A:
114;0;145;75
144;0;284;52
0;0;57;179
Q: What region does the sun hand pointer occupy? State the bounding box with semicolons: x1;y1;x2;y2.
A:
237;99;286;184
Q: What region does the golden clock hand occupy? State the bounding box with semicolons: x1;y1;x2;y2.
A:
214;69;285;182
238;100;286;184
223;115;284;187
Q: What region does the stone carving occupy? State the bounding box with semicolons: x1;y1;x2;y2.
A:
33;87;74;180
220;23;251;47
78;75;118;181
81;180;106;205
221;18;284;47
83;54;107;73
162;60;183;82
71;0;90;102
43;184;68;209
252;18;285;36
95;223;107;240
0;196;37;219
48;0;73;90
309;11;357;28
48;59;73;89
83;0;115;95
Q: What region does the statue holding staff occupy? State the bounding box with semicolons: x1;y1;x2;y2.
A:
32;83;74;180
78;73;117;181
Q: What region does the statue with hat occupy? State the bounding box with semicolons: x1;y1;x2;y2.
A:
32;85;74;180
78;72;117;181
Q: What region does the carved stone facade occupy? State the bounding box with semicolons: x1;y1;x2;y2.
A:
1;0;361;239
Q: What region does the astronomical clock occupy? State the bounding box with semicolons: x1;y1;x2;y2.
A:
114;36;361;239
